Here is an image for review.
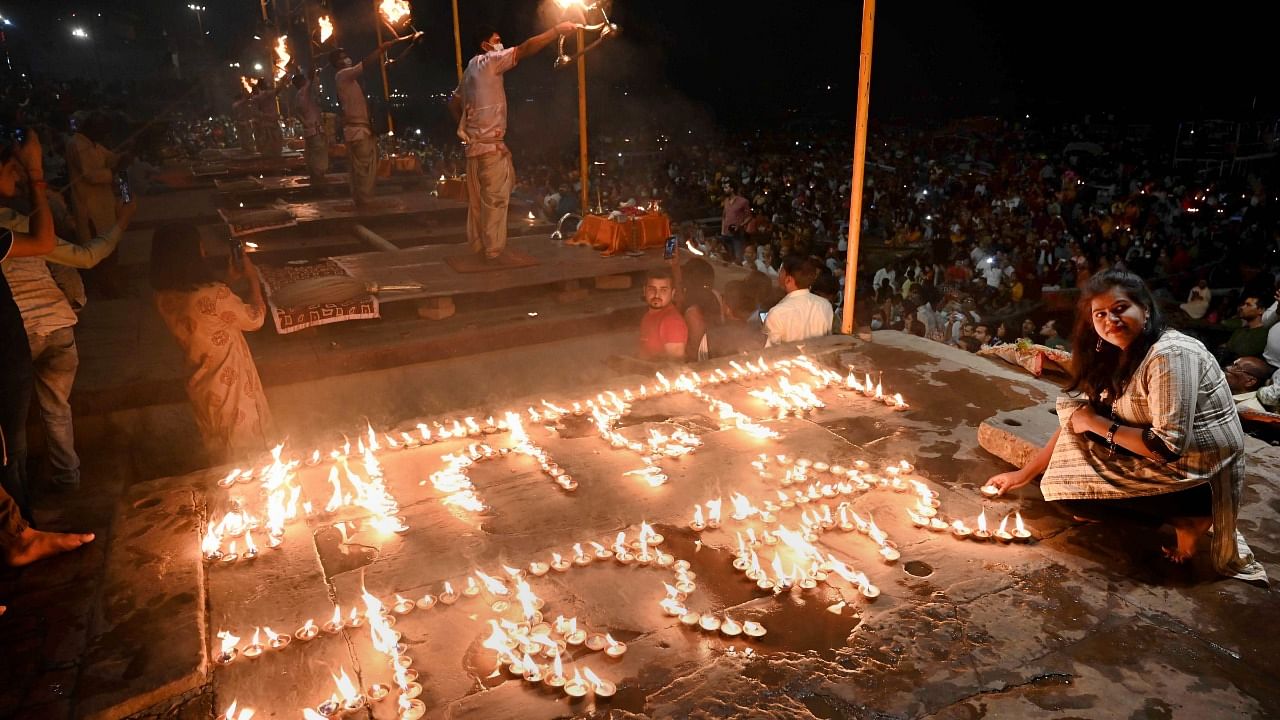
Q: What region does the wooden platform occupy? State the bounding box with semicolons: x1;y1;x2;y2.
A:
214;173;425;203
331;234;664;303
192;150;306;178
217;190;463;235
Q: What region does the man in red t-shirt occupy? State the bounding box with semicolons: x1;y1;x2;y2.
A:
639;269;688;360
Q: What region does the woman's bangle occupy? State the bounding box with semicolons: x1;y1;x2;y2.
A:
1105;422;1120;456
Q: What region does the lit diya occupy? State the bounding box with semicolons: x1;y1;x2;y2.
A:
563;669;590;698
584;667;616;697
294;618;320;641
242;628;265;659
604;634;627;658
264;626;290;650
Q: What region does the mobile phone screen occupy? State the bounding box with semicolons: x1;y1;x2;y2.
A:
117;171;132;204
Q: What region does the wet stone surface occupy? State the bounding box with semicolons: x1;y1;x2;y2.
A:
17;333;1278;719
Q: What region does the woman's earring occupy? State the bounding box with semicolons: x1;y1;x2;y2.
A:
1096;338;1103;352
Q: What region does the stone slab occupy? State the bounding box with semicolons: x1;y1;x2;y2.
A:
77;483;207;720
63;332;1280;719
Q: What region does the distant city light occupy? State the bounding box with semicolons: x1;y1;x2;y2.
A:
70;27;89;39
188;4;206;11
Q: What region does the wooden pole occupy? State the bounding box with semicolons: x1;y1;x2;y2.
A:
840;0;875;335
451;0;464;83
577;28;589;214
374;3;395;133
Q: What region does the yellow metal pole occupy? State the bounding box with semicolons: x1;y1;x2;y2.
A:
576;28;589;214
451;0;464;83
374;3;395;133
840;0;875;335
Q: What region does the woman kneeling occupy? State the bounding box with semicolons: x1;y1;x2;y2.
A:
987;269;1265;583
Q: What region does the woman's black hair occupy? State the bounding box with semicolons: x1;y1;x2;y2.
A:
1066;268;1166;403
149;223;218;292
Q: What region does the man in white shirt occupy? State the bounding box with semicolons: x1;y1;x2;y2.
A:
763;256;833;346
329;33;420;208
1259;288;1280;370
449;22;575;261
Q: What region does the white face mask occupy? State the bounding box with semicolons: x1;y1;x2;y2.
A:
488;42;504;52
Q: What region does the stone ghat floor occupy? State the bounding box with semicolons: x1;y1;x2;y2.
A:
5;334;1279;720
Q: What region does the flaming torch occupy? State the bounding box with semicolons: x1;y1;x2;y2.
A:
552;0;620;69
378;0;414;31
317;15;335;44
273;36;291;81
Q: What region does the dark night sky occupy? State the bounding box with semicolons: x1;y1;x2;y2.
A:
10;0;1279;125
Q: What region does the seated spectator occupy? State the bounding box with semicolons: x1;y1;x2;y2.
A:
1228;356;1280;412
675;257;723;361
742;269;778;324
1260;288;1280;370
1020;317;1039;343
707;280;765;357
1040;319;1070;350
637;268;688;361
1219;295;1269;363
755;244;778;278
974;324;994;348
763;255;833;346
1180;279;1211;320
958;335;981;353
150;224;274;464
810;272;841;322
991;321;1012;346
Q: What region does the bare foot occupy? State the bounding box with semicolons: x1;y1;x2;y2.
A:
4;527;95;567
1162;517;1212;563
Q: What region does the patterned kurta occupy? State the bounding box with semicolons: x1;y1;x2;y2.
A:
155;284;273;463
1041;330;1265;583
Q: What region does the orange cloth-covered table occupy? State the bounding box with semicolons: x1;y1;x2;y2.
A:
378;155;423;177
435;178;467;201
568;212;672;256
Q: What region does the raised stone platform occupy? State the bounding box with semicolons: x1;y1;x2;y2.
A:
15;333;1280;719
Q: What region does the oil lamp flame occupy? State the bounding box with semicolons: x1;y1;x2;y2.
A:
332;668;360;703
706;498;722;524
475;569;510;596
217;629;240;655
